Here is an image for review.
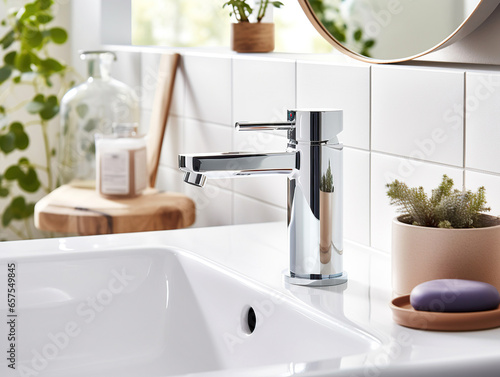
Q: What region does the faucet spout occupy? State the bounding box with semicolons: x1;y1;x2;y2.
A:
183;172;207;187
178;151;299;181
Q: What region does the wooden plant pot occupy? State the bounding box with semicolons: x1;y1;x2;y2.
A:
392;215;500;296
231;22;274;53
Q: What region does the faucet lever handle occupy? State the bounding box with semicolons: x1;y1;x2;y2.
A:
235;121;295;131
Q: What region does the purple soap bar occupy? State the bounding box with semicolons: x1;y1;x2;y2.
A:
410;279;500;312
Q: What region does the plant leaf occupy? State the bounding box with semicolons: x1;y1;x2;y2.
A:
36;13;53;24
10;122;29;150
364;40;375;48
39;0;53;11
353;28;362;42
0;133;15;153
2;196;35;227
0;65;12;85
0;122;29;153
18;3;38;22
14;52;32;72
23;30;43;48
4;161;40;193
19;167;40;192
40;57;64;72
0;30;15;49
49;27;67;44
4;165;22;180
0;187;9;197
4;51;17;66
39;95;59;120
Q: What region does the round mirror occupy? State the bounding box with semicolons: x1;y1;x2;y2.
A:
298;0;500;63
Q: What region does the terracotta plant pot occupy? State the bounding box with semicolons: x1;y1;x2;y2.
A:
392;215;500;296
231;22;274;53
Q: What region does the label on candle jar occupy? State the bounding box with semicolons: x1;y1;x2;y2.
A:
100;150;130;195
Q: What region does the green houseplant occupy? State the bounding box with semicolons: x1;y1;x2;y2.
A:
0;0;72;240
223;0;283;53
387;175;500;296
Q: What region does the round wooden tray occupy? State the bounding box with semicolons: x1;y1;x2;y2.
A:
390;295;500;331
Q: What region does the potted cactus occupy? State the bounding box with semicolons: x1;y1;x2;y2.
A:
223;0;283;53
387;175;500;296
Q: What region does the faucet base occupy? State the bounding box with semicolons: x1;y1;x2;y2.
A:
283;272;348;287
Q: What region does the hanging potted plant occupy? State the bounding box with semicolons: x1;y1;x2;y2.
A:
387;175;500;296
223;0;283;53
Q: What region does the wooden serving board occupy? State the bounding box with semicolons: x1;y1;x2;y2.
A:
34;185;195;235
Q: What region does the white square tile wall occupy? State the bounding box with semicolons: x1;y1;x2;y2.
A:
156;166;185;194
112;51;142;92
466;71;500;174
233;193;286;225
185;183;233;228
124;49;500;256
232;56;295;123
296;61;370;149
183;54;232;125
182;118;233;154
466;170;500;218
370;152;463;253
158;115;183;170
372;65;465;167
139;108;152;136
344;148;370;246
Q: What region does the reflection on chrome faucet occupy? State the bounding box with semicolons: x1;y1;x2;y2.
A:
179;109;346;286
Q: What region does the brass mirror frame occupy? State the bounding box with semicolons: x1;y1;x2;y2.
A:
298;0;500;63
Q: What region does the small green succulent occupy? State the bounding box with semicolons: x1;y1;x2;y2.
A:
386;175;492;229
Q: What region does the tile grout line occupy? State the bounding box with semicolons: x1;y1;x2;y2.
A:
233;191;287;211
230;57;235;226
180;56;187;196
368;65;373;248
464;167;500;177
295;59;298;109
370;149;464;170
463;71;467;189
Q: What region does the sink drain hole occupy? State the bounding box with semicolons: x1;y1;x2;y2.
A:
242;306;256;335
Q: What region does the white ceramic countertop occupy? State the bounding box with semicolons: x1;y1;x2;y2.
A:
2;222;500;376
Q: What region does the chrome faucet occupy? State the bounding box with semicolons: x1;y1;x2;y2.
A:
178;109;346;286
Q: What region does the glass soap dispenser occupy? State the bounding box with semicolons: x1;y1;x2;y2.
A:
58;51;140;187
